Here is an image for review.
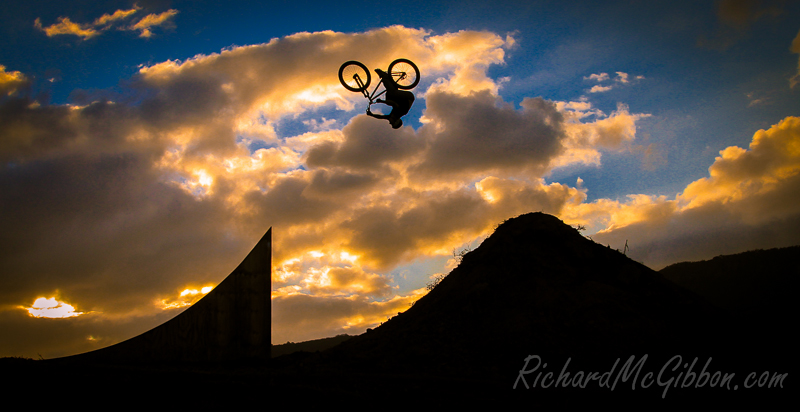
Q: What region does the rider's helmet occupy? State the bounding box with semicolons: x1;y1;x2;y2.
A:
391;118;403;129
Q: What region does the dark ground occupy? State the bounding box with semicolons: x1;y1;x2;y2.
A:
3;213;793;407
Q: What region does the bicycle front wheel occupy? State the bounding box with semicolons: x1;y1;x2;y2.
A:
339;61;371;92
388;58;420;90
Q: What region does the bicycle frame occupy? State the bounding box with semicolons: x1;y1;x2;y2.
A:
354;71;410;106
353;75;385;104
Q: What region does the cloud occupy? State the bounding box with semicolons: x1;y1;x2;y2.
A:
678;116;800;214
588;85;613;93
746;91;770;106
584;71;643;93
412;91;566;178
272;289;425;343
588;116;800;268
697;0;783;50
0;65;29;97
790;28;800;88
585;73;609;82
34;6;178;40
613;72;643;84
158;285;215;310
715;0;782;29
306;115;424;170
94;6;141;26
304;266;393;297
34;17;99;40
131;9;179;38
553;102;651;168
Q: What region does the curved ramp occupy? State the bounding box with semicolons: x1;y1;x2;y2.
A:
64;228;272;364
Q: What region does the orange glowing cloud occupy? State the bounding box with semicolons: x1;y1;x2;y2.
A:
272;288;427;343
0;65;28;96
34;6;175;40
158;285;215;310
131;9;179;38
34;17;98;39
94;7;140;26
569;118;800;235
578;115;800;268
679;116;800;216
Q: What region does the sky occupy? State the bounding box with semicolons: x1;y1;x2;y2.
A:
1;0;799;358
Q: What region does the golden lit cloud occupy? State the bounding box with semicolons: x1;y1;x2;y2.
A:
158;285;215;310
0;65;28;96
272;288;427;343
34;17;98;39
131;9;179;38
304;266;392;296
679;116;800;216
22;297;84;318
94;7;140;26
582;116;800;268
34;6;173;40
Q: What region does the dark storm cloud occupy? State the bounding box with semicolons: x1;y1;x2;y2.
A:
342;191;484;269
243;175;340;226
697;0;784;50
305;115;424;170
413;91;566;177
0;149;249;314
305;168;382;197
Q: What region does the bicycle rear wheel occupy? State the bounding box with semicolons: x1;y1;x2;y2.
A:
339;61;371;92
388;58;420;90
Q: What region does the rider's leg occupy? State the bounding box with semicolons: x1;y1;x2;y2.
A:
375;68;397;93
378;97;399;108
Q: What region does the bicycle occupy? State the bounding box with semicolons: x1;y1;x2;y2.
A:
338;58;420;110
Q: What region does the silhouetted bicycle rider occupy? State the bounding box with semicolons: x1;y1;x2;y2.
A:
366;68;415;129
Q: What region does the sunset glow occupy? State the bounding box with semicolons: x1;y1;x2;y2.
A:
159;285;215;310
2;1;799;359
23;297;83;319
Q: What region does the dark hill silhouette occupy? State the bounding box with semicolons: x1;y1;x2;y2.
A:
271;334;352;358
297;213;770;403
660;246;798;330
4;214;791;405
